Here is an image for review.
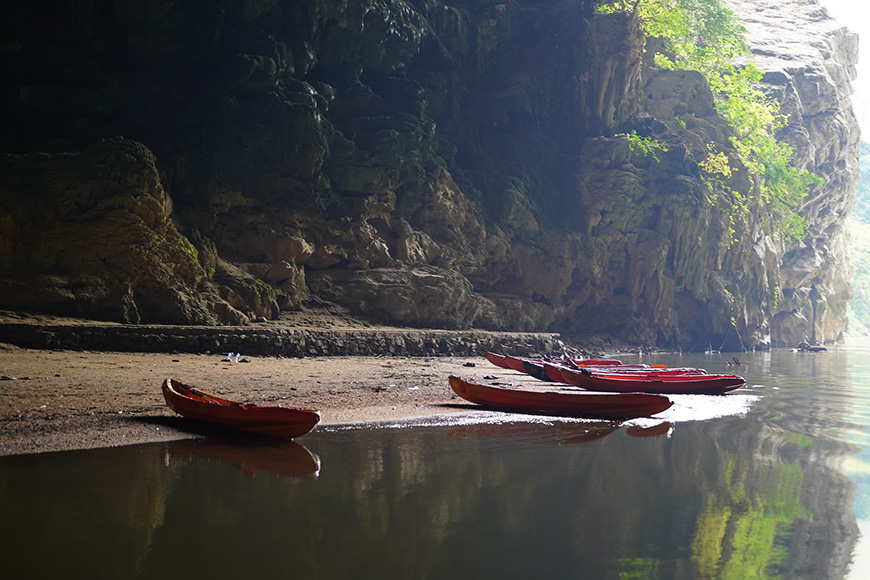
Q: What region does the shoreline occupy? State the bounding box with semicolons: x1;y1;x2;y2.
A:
0;345;555;457
0;311;637;457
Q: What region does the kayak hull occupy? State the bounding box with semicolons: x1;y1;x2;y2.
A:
449;376;673;419
485;352;511;369
559;367;744;395
162;379;321;439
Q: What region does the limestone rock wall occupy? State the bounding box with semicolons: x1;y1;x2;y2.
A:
0;0;858;350
729;0;859;346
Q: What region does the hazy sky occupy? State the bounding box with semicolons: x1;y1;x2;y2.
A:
818;0;868;132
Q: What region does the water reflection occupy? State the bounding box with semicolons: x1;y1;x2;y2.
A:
165;438;321;479
446;418;674;445
625;346;864;578
839;338;870;578
0;438;321;579
2;346;870;579
1;443;173;579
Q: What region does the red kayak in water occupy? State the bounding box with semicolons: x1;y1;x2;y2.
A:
558;366;745;395
449;375;673;419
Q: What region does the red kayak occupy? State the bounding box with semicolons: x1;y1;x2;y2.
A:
543;361;570;382
584;367;706;375
559;367;744;395
557;361;706;377
503;355;530;373
509;356;704;383
449;376;673;419
162;379;321;439
487;352;627;373
486;352;512;369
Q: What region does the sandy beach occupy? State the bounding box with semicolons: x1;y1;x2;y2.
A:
0;343;532;456
0;305;606;456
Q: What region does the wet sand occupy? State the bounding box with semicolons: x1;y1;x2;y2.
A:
0;344;527;456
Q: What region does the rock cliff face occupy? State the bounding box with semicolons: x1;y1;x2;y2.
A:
0;139;242;325
729;0;859;346
0;0;858;349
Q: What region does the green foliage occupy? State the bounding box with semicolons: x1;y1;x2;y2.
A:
618;557;660;579
715;65;822;240
599;0;821;240
698;144;731;178
180;238;199;262
615;130;669;162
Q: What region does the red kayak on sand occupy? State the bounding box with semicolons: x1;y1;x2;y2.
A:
559;367;745;395
449;375;673;419
503;355;530;373
543;361;570;382
581;367;707;375
486;352;512;369
162;379;321;439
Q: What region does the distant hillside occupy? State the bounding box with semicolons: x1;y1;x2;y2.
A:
848;140;870;335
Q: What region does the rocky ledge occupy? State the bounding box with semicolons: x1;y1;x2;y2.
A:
0;321;568;358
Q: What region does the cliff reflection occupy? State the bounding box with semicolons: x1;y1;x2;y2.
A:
1;443;176;580
0;437;321;580
136;412;848;580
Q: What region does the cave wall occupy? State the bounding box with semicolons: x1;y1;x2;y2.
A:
0;0;858;350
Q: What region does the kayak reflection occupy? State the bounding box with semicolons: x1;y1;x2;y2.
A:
163;438;321;479
448;419;673;445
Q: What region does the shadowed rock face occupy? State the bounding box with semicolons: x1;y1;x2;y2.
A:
0;0;858;350
0;138;245;324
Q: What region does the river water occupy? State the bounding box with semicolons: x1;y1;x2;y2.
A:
4;340;870;579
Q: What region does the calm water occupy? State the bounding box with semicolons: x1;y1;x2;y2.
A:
4;341;870;579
